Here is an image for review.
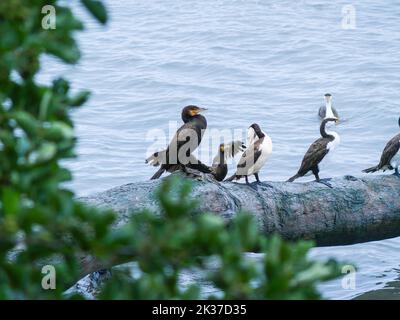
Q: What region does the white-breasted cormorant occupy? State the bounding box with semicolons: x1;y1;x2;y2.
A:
211;141;246;181
146;105;211;179
287;117;340;187
318;93;339;120
225;123;273;185
363;117;400;176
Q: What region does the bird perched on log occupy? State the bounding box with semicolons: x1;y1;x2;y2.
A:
287;117;340;188
225;123;273;186
318;93;339;121
211;141;246;181
146;105;211;179
363;117;400;176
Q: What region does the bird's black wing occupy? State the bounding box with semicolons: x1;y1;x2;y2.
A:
318;105;326;118
165;121;202;165
378;133;400;169
297;137;332;175
235;140;262;175
318;105;339;119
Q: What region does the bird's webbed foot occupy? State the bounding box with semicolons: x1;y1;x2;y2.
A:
253;173;273;188
244;176;255;188
316;178;333;188
248;182;259;191
259;181;274;189
344;175;358;181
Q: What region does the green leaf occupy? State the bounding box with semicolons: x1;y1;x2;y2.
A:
44;41;81;64
44;121;74;141
53;78;70;95
2;187;20;216
81;0;108;24
13;111;38;136
39;90;53;120
69;90;91;107
28;142;57;165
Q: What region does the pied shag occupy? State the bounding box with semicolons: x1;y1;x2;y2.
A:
287;117;340;187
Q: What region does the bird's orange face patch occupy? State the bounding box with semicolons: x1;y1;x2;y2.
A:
219;144;225;152
189;107;200;116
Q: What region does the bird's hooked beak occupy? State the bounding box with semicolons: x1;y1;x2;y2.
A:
334;117;339;125
190;107;207;116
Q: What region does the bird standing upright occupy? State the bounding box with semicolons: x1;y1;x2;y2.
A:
287;117;340;187
225;123;273;186
318;93;339;121
211;140;246;181
146;105;211;179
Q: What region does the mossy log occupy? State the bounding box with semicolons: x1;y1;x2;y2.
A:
81;173;400;247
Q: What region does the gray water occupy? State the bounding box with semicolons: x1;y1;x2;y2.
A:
39;0;400;299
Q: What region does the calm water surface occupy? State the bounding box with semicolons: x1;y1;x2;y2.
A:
39;0;400;299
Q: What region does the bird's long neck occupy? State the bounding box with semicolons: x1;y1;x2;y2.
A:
192;114;207;128
257;131;265;139
181;114;207;129
219;150;225;165
325;99;334;118
320;119;334;138
181;112;190;123
195;114;207;128
247;129;257;146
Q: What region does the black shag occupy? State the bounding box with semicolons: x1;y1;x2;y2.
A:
146;105;211;179
211;141;246;181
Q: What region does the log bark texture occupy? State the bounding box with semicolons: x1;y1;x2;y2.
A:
81;173;400;247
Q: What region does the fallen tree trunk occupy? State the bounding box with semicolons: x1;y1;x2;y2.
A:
82;174;400;247
71;173;400;291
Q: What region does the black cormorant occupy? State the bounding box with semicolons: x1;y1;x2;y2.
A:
146;105;211;179
211;141;246;181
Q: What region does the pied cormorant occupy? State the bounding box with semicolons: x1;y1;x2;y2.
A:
225;123;273;185
318;93;339;120
287;117;340;187
363;117;400;176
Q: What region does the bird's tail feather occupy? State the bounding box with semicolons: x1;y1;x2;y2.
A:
224;174;237;182
362;165;378;173
287;174;300;182
151;168;165;180
187;161;212;174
